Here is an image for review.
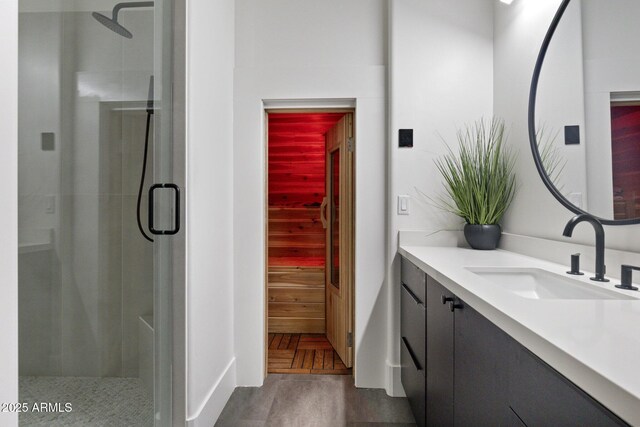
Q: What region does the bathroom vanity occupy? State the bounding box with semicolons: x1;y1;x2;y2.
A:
398;247;639;427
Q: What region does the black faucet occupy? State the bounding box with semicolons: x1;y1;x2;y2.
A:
616;265;639;291
562;214;609;282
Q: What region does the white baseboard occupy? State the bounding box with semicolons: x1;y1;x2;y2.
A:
186;357;236;427
385;361;405;397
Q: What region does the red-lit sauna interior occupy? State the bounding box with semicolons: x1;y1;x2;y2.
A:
611;104;640;219
267;112;345;334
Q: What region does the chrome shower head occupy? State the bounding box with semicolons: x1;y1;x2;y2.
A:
92;2;153;39
92;11;133;39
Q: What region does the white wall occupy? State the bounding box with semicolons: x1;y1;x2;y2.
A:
233;0;388;389
494;0;640;252
526;0;640;220
534;0;588;209
495;0;580;242
581;0;640;218
388;0;494;394
186;0;236;424
390;0;494;236
0;0;19;424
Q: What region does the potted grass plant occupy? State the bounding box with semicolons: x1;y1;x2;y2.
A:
434;117;517;250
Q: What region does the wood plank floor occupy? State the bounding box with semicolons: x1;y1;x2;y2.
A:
268;333;352;375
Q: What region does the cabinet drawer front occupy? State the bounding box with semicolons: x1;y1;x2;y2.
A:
401;338;426;427
510;346;628;427
401;257;426;304
401;284;425;371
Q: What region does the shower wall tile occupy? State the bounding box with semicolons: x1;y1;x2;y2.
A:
72;99;101;195
18;12;65;377
98;194;124;377
121;155;153;375
60;281;101;377
122;110;154;196
20;9;155;380
18;12;62;235
76;10;153;79
49;235;64;375
18;250;54;376
62;194;101;376
102;109;124;196
138;316;154;398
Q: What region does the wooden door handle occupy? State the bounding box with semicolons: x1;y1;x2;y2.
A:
320;197;328;229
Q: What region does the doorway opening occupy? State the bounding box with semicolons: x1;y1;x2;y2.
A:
265;110;355;375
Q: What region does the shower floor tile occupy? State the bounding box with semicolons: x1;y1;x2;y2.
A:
19;376;152;426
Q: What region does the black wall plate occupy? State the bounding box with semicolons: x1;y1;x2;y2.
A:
399;129;413;148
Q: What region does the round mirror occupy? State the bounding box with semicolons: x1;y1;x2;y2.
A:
529;0;640;225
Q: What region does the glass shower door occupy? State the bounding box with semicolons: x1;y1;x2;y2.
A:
152;0;179;424
17;1;179;425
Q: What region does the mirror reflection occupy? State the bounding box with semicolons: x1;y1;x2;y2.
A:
535;0;640;221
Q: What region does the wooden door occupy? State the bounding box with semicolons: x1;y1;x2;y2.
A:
323;113;354;368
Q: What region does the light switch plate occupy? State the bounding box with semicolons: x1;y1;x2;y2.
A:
568;192;583;209
398;195;410;215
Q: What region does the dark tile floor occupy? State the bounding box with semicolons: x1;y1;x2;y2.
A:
215;374;417;427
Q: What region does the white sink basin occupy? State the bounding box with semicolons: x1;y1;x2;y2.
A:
467;267;636;300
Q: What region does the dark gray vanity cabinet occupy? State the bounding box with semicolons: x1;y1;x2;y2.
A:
426;276;512;426
401;257;503;426
400;258;426;427
509;345;628;427
400;256;629;427
425;274;453;426
453;297;513;426
400;336;425;427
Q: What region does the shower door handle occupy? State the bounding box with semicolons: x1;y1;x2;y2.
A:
149;183;181;235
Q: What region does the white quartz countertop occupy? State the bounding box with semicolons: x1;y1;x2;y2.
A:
398;245;640;426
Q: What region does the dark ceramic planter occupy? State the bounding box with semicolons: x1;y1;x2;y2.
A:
464;224;501;250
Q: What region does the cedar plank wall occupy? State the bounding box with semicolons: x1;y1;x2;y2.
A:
611;105;640;219
268;113;344;333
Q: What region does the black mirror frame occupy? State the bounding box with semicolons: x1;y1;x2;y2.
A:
528;0;640;225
